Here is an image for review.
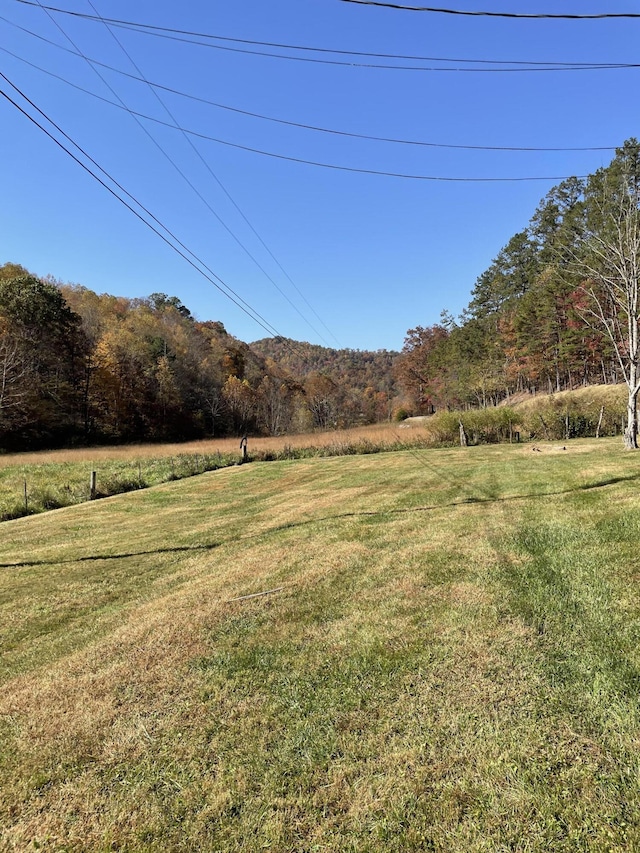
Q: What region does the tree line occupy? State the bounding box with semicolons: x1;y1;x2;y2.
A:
394;139;640;447
0;264;401;450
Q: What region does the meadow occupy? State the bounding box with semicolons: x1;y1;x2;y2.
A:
2;436;640;851
0;422;423;521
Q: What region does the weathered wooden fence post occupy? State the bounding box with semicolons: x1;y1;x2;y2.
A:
90;470;97;500
23;480;28;514
596;406;605;439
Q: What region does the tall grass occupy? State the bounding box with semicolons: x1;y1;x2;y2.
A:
0;452;239;521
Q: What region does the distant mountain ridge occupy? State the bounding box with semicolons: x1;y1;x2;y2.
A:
250;336;399;388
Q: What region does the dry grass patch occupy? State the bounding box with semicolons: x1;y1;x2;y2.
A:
513;383;626;412
0;423;409;468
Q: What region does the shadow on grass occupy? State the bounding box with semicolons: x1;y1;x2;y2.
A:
2;473;637;570
0;542;221;569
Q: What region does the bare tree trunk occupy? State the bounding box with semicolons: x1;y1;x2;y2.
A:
538;414;550;441
625;363;639;449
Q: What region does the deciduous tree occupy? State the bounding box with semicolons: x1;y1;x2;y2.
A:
574;165;640;448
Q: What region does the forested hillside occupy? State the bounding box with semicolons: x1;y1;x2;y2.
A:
394;139;640;447
250;337;399;426
0;265;400;450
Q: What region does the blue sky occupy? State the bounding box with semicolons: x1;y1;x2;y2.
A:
1;0;639;351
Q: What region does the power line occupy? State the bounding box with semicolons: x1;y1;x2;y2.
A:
0;42;619;156
82;32;629;73
338;1;640;19
172;134;585;180
82;0;340;348
0;48;593;181
27;0;337;348
29;26;634;72
0;49;591;182
8;2;640;69
1;17;599;181
0;71;292;343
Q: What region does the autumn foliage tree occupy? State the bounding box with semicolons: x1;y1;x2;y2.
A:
0;269;86;446
394;325;449;413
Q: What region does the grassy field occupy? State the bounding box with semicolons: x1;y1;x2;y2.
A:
0;423;424;521
2;437;640;850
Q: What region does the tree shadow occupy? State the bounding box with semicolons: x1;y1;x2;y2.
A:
0;542;221;569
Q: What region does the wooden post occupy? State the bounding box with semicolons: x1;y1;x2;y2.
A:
459;420;468;447
595;406;605;439
240;434;248;462
23;480;28;514
90;470;97;500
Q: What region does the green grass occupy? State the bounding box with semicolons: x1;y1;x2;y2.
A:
0;452;242;521
2;438;640;850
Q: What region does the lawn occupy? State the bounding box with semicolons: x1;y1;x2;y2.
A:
1;438;640;851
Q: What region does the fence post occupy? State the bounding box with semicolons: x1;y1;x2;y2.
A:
23;479;28;514
90;470;97;500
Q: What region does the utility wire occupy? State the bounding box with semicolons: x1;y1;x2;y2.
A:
338;1;640;19
0;52;592;181
29;0;334;348
0;17;595;180
0;78;282;337
24;26;632;72
0;46;591;182
0;71;290;342
7;3;640;69
82;0;339;348
0;41;620;155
